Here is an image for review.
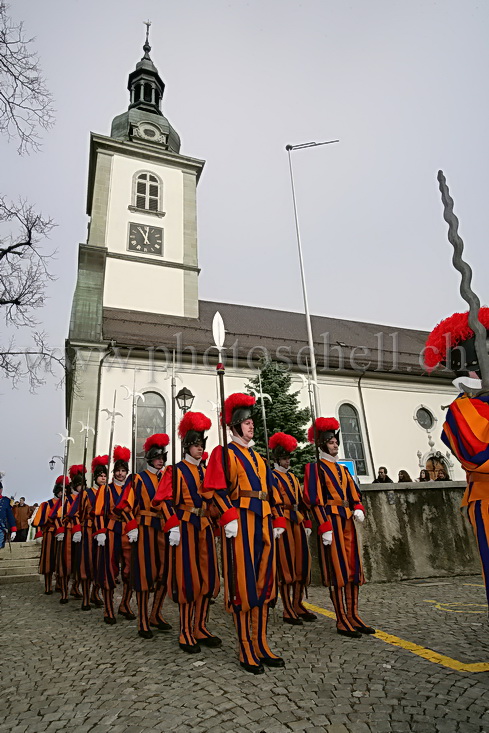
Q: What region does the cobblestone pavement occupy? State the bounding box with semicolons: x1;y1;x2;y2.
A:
1;574;489;733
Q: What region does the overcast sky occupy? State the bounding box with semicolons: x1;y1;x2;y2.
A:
1;0;488;501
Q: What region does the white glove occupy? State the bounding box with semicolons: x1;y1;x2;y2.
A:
127;528;138;543
224;519;238;539
36;536;42;544
56;532;65;542
169;527;180;546
96;533;106;547
322;530;333;546
273;527;285;540
9;531;16;542
304;527;312;538
354;509;365;523
72;531;82;543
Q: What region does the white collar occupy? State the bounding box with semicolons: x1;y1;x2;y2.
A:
113;478;125;487
232;435;255;449
274;463;288;473
184;454;201;466
146;465;159;475
319;449;337;463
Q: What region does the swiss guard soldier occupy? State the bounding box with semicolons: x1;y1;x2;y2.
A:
269;432;315;625
32;476;67;594
304;418;374;638
67;465;87;601
204;393;286;674
93;446;138;623
51;470;77;604
153;412;220;653
88;455;110;608
0;482;16;548
120;433;180;639
425;307;489;611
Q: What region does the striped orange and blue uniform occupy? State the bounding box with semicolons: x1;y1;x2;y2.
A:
51;493;78;600
93;477;137;590
304;459;365;589
67;488;99;583
154;460;219;645
118;468;178;634
442;393;489;606
32;499;58;591
272;467;312;619
204;442;286;667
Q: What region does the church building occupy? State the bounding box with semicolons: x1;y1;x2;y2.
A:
66;32;462;482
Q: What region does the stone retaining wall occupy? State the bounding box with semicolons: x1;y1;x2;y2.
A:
309;480;481;584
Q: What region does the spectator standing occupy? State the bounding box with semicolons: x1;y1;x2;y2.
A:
12;497;33;542
27;504;39;541
436;467;450;481
373;467;393;483
398;470;412;482
417;469;431;482
0;483;17;548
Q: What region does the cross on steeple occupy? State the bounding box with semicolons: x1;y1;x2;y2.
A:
143;19;151;57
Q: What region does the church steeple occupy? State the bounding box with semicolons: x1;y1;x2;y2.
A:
110;22;181;153
128;21;165;116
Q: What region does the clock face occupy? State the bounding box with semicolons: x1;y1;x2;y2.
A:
128;223;163;255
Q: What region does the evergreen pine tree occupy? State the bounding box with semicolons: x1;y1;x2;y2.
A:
246;359;315;479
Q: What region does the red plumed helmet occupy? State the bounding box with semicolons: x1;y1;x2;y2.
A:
268;432;298;454
143;433;170;452
91;455;109;473
307;417;340;443
202;451;209;461
424;308;489;371
178;411;211;439
69;464;87;479
55;475;70;487
224;393;256;426
113;445;131;463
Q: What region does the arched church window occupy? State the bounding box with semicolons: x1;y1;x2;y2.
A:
136;391;166;473
338;403;367;476
144;82;152;103
134;171;162;212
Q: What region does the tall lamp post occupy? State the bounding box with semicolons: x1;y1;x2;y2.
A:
286;140;339;417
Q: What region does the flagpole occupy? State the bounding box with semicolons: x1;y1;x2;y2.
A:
286;139;339;416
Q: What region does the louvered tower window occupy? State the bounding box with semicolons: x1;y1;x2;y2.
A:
135;172;161;212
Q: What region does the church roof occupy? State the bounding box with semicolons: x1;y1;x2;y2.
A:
102;300;448;380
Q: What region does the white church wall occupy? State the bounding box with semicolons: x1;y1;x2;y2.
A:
93;359;464;485
105;154;184;262
103;257;184;315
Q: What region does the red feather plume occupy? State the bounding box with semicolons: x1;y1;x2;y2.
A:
91;455;109;473
307;417;340;443
69;464;87;479
178;411;211;438
55;475;70;486
202;451;208;461
143;433;170;452
424;308;489;371
268;432;298;453
113;445;131;463
224;393;256;425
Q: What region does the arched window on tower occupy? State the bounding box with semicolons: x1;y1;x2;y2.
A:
144;82;152;103
136;391;166;473
338;403;367;476
133;171;162;212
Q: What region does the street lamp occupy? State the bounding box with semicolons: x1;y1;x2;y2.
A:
176;387;195;415
49;455;63;471
286;139;339;417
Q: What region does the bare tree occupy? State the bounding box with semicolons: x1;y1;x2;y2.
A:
0;2;55;154
0;197;63;389
0;6;62;390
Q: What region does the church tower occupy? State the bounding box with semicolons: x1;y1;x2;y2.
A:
69;25;204;348
66;27;205;465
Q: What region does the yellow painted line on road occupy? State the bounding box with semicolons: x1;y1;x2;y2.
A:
463;583;486;588
304;601;489;673
424;599;487;614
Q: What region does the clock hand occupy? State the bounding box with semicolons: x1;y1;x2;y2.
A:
137;226;150;245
